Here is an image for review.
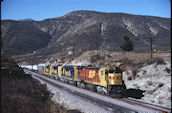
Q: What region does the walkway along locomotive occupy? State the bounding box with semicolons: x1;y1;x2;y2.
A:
43;65;126;97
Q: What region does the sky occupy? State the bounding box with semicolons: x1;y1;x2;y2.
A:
1;0;171;21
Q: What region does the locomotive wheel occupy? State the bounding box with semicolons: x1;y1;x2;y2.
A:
80;83;85;88
77;82;85;88
96;86;108;95
76;82;80;87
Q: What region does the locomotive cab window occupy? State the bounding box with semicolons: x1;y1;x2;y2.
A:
109;68;122;74
109;69;114;73
114;67;122;74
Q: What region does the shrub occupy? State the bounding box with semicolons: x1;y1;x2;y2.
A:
120;36;134;51
127;76;132;80
142;70;147;75
107;54;112;58
147;81;153;86
147;89;156;94
165;68;171;73
146;57;165;65
120;57;134;66
158;83;164;88
90;54;105;63
132;69;138;78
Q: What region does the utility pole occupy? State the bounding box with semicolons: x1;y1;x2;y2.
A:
150;37;153;59
96;24;102;57
96;42;99;56
146;25;154;59
72;43;76;60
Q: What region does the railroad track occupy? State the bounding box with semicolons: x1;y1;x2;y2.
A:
97;91;171;113
25;70;134;113
25;69;171;113
119;98;171;113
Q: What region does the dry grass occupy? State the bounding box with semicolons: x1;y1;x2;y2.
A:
90;54;105;63
1;69;64;113
68;50;170;68
145;57;166;65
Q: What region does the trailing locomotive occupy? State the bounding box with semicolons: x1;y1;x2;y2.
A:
42;65;126;97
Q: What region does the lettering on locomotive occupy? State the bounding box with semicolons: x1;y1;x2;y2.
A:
88;71;96;78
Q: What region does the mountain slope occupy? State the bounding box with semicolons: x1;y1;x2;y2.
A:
1;10;171;56
1;20;52;55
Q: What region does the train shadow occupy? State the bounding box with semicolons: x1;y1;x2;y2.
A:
122;88;145;99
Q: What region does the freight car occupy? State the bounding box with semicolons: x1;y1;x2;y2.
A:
42;65;126;97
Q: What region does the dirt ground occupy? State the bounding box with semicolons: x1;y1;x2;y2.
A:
12;50;171;66
108;52;171;63
73;50;171;64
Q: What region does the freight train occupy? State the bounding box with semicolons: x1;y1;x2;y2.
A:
42;65;126;97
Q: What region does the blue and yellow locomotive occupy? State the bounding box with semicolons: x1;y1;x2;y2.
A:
42;65;126;97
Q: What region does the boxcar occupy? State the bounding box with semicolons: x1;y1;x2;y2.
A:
38;66;44;74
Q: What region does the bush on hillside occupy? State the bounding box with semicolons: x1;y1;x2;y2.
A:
120;36;134;51
146;57;165;65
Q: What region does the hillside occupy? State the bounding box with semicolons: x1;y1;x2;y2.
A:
1;20;52;55
1;56;82;113
123;59;171;108
1;10;170;63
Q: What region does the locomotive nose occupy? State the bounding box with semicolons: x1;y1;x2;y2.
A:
108;73;122;85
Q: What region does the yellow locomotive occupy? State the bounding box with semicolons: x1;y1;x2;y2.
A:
43;65;126;97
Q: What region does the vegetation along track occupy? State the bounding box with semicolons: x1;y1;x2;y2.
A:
25;69;171;113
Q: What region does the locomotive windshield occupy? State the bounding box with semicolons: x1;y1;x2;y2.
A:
107;67;122;74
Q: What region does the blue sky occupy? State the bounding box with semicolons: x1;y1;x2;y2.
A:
1;0;171;21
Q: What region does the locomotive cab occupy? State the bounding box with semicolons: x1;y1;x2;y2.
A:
43;65;51;75
106;67;123;85
106;67;125;97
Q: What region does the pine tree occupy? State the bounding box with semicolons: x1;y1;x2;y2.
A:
120;36;134;51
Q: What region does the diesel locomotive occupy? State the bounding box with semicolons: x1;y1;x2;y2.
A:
43;65;126;97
